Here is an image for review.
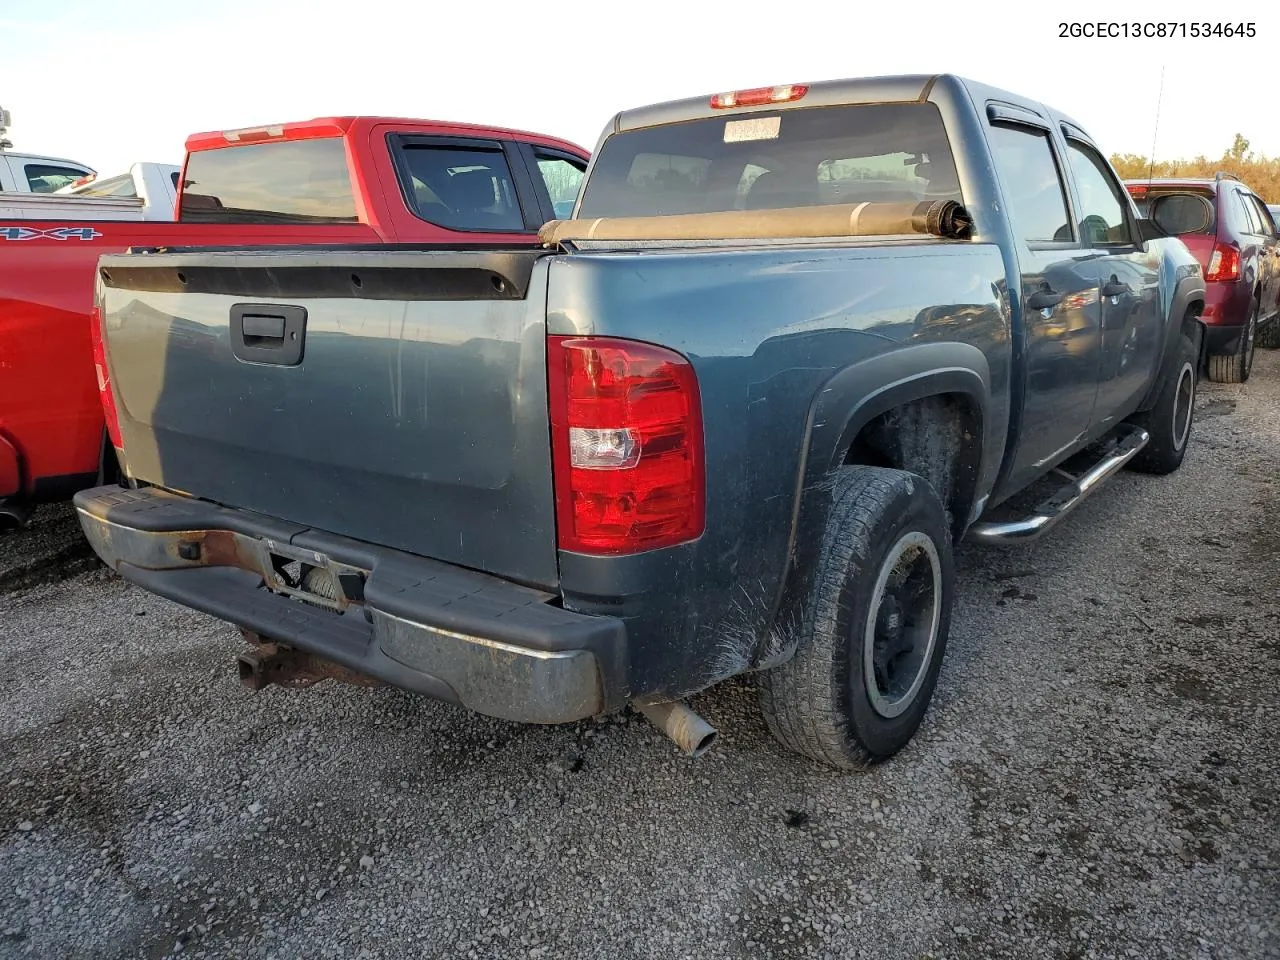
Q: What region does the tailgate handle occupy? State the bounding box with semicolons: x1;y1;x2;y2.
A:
241;314;286;342
230;303;307;366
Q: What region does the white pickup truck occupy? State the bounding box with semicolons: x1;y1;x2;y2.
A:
0;161;181;221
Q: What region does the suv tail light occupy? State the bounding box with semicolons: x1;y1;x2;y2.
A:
547;336;704;554
89;305;123;451
1205;241;1241;282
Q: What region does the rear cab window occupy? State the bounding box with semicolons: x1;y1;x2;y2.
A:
179;137;358;223
1130;188;1216;237
71;173;138;198
576;102;964;220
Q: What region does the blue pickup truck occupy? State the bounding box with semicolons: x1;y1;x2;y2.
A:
75;74;1206;770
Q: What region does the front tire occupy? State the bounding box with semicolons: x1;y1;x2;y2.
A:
1129;332;1198;475
759;467;954;771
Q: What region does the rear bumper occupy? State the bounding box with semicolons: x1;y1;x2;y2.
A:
1200;279;1250;330
73;485;628;724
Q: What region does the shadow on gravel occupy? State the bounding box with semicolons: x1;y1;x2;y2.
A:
0;503;98;594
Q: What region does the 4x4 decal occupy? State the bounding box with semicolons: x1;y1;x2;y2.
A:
1;226;103;241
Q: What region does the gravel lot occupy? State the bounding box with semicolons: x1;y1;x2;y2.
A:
2;354;1278;960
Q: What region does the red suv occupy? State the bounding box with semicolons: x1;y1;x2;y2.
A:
1126;174;1280;383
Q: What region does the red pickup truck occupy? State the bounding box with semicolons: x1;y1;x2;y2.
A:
0;117;589;526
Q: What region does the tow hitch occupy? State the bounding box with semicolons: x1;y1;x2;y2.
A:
236;629;383;691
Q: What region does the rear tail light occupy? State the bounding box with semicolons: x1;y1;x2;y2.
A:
710;84;808;109
547;336;704;554
1205;241;1240;282
89;305;123;451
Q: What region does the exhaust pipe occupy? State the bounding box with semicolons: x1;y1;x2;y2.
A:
635;699;718;758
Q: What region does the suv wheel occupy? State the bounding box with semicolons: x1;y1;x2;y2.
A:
1206;299;1257;384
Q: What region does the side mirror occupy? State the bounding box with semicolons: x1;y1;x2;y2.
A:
1137;218;1167;242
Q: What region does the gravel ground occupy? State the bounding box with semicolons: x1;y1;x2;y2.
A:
2;354;1278;960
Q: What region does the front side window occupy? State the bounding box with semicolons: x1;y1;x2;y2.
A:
986;125;1072;243
25;164;88;193
577;102;963;219
1064;140;1132;245
535;154;585;220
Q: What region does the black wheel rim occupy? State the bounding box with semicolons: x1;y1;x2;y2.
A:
1173;361;1195;452
861;531;942;719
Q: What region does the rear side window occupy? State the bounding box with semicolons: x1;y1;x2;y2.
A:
179;137;358;223
1237;191;1265;235
1137;191;1215;236
1252;196;1278;236
396;143;524;232
25;163;87;193
986;125;1072;243
577;102;964;219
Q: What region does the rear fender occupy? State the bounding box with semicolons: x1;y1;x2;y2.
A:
1138;271;1207;411
760;342;991;665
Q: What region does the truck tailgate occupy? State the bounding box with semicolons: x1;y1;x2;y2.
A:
97;248;559;589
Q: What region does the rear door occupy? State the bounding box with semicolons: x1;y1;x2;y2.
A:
985;113;1103;492
1061;134;1163;426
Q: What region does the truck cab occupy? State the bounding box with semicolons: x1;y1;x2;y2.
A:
0;151;95;194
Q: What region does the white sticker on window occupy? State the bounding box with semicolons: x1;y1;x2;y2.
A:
724;116;781;143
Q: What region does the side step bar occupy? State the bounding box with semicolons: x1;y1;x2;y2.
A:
967;425;1150;545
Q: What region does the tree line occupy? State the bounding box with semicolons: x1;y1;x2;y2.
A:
1110;134;1279;203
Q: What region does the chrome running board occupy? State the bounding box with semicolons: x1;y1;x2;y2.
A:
967;425;1150;545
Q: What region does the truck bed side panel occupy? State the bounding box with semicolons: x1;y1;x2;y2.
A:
546;241;1011;699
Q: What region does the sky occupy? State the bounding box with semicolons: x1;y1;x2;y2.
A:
2;0;1277;176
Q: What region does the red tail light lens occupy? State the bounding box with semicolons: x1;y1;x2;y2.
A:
547;336;705;554
1205;242;1240;282
89;305;123;450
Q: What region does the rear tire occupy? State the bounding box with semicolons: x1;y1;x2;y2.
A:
759;467;953;771
1129;333;1198;475
1206;301;1257;384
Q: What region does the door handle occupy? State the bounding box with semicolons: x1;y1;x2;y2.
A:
1101;277;1128;297
1025;284;1063;310
241;314;287;343
230;303;307;366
